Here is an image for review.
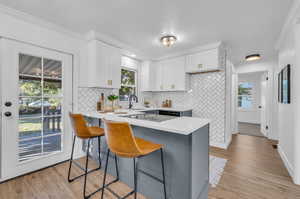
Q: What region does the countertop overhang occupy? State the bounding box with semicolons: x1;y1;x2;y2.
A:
81;110;210;135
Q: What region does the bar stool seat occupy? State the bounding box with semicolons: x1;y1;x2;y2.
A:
84;126;105;138
134;137;163;156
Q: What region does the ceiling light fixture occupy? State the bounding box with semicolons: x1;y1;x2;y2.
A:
245;54;261;62
160;35;177;47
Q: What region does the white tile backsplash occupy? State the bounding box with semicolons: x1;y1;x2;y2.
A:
77;87;115;112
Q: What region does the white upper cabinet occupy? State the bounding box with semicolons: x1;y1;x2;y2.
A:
185;45;226;73
83;40;121;88
140;56;188;92
140;61;161;91
140;43;227;92
140;61;151;91
160;56;187;91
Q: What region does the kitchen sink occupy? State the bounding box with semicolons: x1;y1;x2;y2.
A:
122;113;176;122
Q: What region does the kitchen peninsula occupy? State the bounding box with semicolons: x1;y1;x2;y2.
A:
82;109;210;199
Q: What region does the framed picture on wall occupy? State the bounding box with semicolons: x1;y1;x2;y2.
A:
281;64;291;104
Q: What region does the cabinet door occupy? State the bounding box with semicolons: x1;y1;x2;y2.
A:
108;46;121;88
162;57;186;91
172;57;186;90
153;62;163;91
86;40;121;88
185;49;219;72
140;61;150;91
86;40;107;87
161;60;172;91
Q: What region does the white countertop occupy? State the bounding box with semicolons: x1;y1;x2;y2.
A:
81;110;210;135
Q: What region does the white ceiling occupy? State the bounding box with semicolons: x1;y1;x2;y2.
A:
0;0;293;64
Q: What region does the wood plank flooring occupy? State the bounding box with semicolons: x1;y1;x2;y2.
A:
238;122;264;137
1;134;299;199
209;134;300;199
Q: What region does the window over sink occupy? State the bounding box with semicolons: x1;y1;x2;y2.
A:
119;68;137;101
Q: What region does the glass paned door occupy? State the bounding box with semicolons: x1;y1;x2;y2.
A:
0;39;73;181
18;54;63;162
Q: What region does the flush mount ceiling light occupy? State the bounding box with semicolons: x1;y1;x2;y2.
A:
245;54;261;62
160;35;177;47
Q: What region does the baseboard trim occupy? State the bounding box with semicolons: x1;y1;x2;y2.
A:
210;139;231;149
278;145;294;179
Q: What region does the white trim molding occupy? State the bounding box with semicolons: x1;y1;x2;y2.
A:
210;139;232;150
0;4;83;40
278;145;295;182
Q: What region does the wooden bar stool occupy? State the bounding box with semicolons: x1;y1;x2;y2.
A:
68;113;119;199
101;119;167;199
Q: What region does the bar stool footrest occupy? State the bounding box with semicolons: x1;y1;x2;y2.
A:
68;160;101;182
106;186;135;199
137;168;164;184
85;178;119;199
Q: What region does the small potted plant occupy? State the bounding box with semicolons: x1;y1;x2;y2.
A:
144;100;150;108
107;94;119;111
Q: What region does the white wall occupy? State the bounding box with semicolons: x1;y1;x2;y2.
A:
277;25;296;182
237;72;263;124
293;22;300;184
235;60;278;140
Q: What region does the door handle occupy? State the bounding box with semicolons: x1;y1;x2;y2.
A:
4;112;12;117
4;102;12;107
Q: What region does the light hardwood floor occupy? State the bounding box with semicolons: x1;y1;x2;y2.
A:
209;134;300;199
1;134;300;199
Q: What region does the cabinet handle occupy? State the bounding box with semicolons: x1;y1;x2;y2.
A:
198;64;203;68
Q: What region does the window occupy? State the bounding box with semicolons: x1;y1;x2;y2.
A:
238;82;254;109
119;68;137;101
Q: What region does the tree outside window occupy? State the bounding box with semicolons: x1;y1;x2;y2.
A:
238;82;254;109
119;68;137;101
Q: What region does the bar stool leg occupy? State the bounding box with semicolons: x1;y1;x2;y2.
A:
68;135;76;182
83;139;91;199
160;149;167;199
115;154;119;180
101;149;110;199
98;136;102;168
134;157;138;199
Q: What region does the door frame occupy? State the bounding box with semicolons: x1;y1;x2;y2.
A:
0;38;75;181
235;70;271;138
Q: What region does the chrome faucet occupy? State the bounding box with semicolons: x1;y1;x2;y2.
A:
129;94;138;109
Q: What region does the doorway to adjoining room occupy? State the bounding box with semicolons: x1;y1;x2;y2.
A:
237;71;269;137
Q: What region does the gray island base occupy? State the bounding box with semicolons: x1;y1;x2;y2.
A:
86;118;209;199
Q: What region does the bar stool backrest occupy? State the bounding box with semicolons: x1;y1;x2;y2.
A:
69;113;92;139
103;119;143;158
